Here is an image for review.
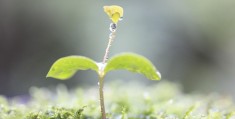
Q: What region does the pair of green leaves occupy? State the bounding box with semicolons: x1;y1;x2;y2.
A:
47;53;161;80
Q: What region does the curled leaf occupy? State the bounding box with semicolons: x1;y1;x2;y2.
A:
104;5;123;24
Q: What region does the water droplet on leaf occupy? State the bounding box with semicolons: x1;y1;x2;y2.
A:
156;71;161;79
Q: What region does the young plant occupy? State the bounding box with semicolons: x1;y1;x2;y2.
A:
46;5;161;119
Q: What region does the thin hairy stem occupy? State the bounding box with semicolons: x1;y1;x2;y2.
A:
102;23;117;64
99;76;106;119
99;23;117;119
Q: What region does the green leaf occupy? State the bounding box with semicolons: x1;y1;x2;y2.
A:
104;53;161;80
47;56;98;80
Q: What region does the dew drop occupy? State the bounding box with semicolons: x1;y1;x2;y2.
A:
97;82;100;86
109;23;117;32
156;71;161;79
119;17;123;21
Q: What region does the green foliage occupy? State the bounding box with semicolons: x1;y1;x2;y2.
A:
47;56;98;80
104;53;160;80
46;52;161;119
26;107;75;119
47;53;161;80
1;81;235;119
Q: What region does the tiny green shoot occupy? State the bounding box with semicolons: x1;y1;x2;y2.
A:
46;5;161;119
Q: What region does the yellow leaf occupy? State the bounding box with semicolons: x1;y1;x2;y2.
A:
103;5;123;24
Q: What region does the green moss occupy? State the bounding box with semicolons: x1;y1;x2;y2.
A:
0;81;235;119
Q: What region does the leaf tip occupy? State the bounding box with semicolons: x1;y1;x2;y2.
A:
156;71;161;80
45;74;51;79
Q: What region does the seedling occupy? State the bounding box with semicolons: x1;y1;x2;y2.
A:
46;5;161;119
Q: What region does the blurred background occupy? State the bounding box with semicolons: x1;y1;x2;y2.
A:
0;0;235;97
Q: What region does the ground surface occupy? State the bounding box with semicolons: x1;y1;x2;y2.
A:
0;81;235;119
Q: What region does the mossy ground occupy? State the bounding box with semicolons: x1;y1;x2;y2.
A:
0;81;235;119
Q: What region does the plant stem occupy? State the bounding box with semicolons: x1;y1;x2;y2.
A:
99;76;106;119
99;23;117;119
102;24;116;64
